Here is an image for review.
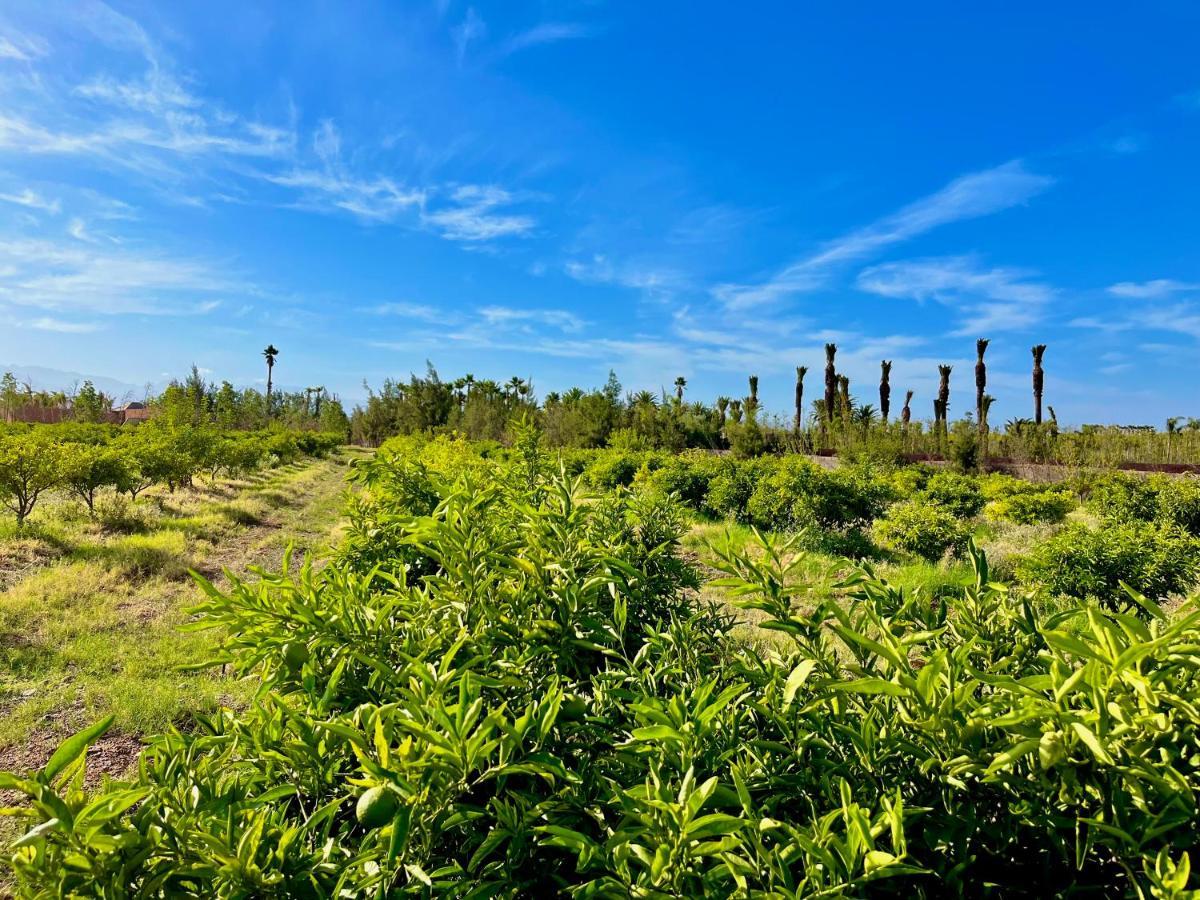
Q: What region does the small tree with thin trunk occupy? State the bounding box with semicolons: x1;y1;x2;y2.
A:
936;365;952;452
879;360;892;423
0;433;65;527
794;367;807;434
674;376;686;403
1032;344;1047;425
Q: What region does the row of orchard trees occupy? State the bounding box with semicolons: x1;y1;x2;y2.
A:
0;423;343;527
153;366;351;435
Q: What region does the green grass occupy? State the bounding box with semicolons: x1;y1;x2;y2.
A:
0;448;367;755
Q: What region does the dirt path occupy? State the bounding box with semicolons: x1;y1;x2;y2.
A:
0;449;367;786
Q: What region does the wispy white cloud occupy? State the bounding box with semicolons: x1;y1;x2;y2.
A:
713;161;1054;309
0;238;239;315
498;22;596;57
359;301;444;322
857;255;1052;335
563;254;687;300
478;305;586;333
1107;278;1199;298
452;7;486;64
0;30;48;61
1072;302;1200;341
0;189;60;213
423;185;534;241
25;316;103;333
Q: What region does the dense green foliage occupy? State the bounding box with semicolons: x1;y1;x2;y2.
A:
1017;522;1200;611
0;423;344;526
3;435;1199;896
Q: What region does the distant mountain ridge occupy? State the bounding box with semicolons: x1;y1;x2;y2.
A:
0;363;152;403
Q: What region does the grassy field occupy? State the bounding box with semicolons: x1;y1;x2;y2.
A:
0;447;366;784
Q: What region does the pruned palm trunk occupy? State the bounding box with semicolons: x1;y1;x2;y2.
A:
937;365;952;452
837;375;851;431
823;343;837;444
794;367;807;434
975;339;988;433
879;360;892;423
747;375;759;415
1032;344;1047;425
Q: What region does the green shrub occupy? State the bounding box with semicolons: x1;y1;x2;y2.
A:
703;457;769;522
917;470;985;518
640;452;718;510
985;488;1075;525
1153;476;1200;536
1017;521;1200;610
872;499;971;561
1087;472;1158;521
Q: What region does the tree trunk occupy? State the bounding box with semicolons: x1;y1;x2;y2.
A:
879;360;892;423
975;339;989;433
1032;344;1047;425
823;344;837;431
794;367;807;434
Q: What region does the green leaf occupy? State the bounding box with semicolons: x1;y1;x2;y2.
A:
783;659;817;709
43;715;114;782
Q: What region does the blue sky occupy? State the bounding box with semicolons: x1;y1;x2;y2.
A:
1;1;1199;424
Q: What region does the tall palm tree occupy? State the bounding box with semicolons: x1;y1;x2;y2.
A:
716;396;730;433
463;373;475;399
729;399;743;424
748;375;759;407
901;390;913;428
837;374;851;428
823;343;837;428
674;376;687;403
879;360;892;423
794;366;807;434
1032;345;1047;425
262;344;279;410
975;339;989;432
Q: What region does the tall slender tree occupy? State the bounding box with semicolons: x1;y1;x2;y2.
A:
879;360;892;423
794;366;807;434
748;375;759;409
674;376;687;403
1032;344;1047;425
716;396;729;431
837;375;851;428
823;343;838;435
262;344;279;412
937;364;952;446
975;339;989;432
901;390;913;428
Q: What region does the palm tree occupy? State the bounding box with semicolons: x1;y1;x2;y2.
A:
262;344;279;411
901;390;913;428
463;373;475;399
937;364;952;426
674;376;687;403
794;366;807;434
716;396;730;432
631;390;657;408
748;375;759;407
823;343;837;430
729;399;743;425
1032;344;1047;425
837;374;851;428
879;360;892;423
975;339;989;433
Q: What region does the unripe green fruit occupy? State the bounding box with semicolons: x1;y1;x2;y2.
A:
282;641;310;671
1039;731;1066;769
356;785;399;830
